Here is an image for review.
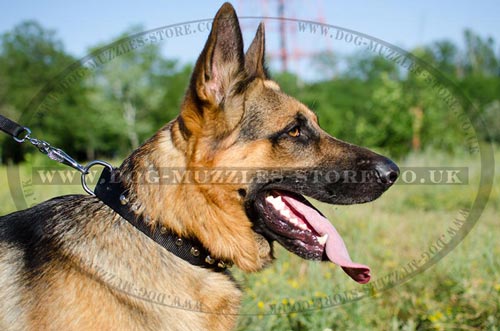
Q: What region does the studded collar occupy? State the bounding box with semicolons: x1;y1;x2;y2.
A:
94;167;231;272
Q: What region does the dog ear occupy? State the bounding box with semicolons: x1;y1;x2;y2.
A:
189;2;245;106
245;22;268;79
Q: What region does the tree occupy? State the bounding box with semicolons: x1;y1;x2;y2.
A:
0;21;84;163
423;40;460;79
463;29;498;77
343;51;400;81
86;26;191;156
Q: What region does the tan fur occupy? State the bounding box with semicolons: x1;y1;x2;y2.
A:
263;80;281;91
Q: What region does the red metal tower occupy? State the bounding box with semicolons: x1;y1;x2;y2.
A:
238;0;328;74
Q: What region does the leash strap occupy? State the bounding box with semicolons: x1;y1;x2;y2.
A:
94;166;230;272
0;114;30;142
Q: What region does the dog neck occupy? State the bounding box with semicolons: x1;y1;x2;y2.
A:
94;165;232;271
112;119;270;272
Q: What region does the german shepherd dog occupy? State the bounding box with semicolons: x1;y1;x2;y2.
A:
0;3;399;330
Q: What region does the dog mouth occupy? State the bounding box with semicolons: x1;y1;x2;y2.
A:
253;190;371;284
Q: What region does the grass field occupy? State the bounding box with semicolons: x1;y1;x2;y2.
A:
0;147;498;330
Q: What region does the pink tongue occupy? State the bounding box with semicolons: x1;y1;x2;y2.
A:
282;196;371;284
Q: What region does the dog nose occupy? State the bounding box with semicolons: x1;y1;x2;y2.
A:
374;158;399;187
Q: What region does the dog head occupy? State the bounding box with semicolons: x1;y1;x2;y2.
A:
126;3;399;280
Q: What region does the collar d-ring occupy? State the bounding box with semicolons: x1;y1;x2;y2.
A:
81;160;114;195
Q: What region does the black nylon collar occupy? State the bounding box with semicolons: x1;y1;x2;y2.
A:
94;167;230;272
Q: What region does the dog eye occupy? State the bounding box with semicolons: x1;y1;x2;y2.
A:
287;126;301;138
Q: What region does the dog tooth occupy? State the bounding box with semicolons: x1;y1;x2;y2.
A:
273;200;285;210
265;195;286;211
317;234;328;246
290;218;309;231
265;194;282;201
265;195;276;203
289;217;307;230
280;209;291;218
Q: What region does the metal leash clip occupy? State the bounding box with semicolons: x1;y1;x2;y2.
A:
12;126;112;196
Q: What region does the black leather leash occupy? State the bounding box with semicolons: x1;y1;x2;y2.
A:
1;113;229;272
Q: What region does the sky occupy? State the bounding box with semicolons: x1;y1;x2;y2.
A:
0;0;499;77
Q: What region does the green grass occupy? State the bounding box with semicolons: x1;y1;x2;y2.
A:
0;148;498;330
